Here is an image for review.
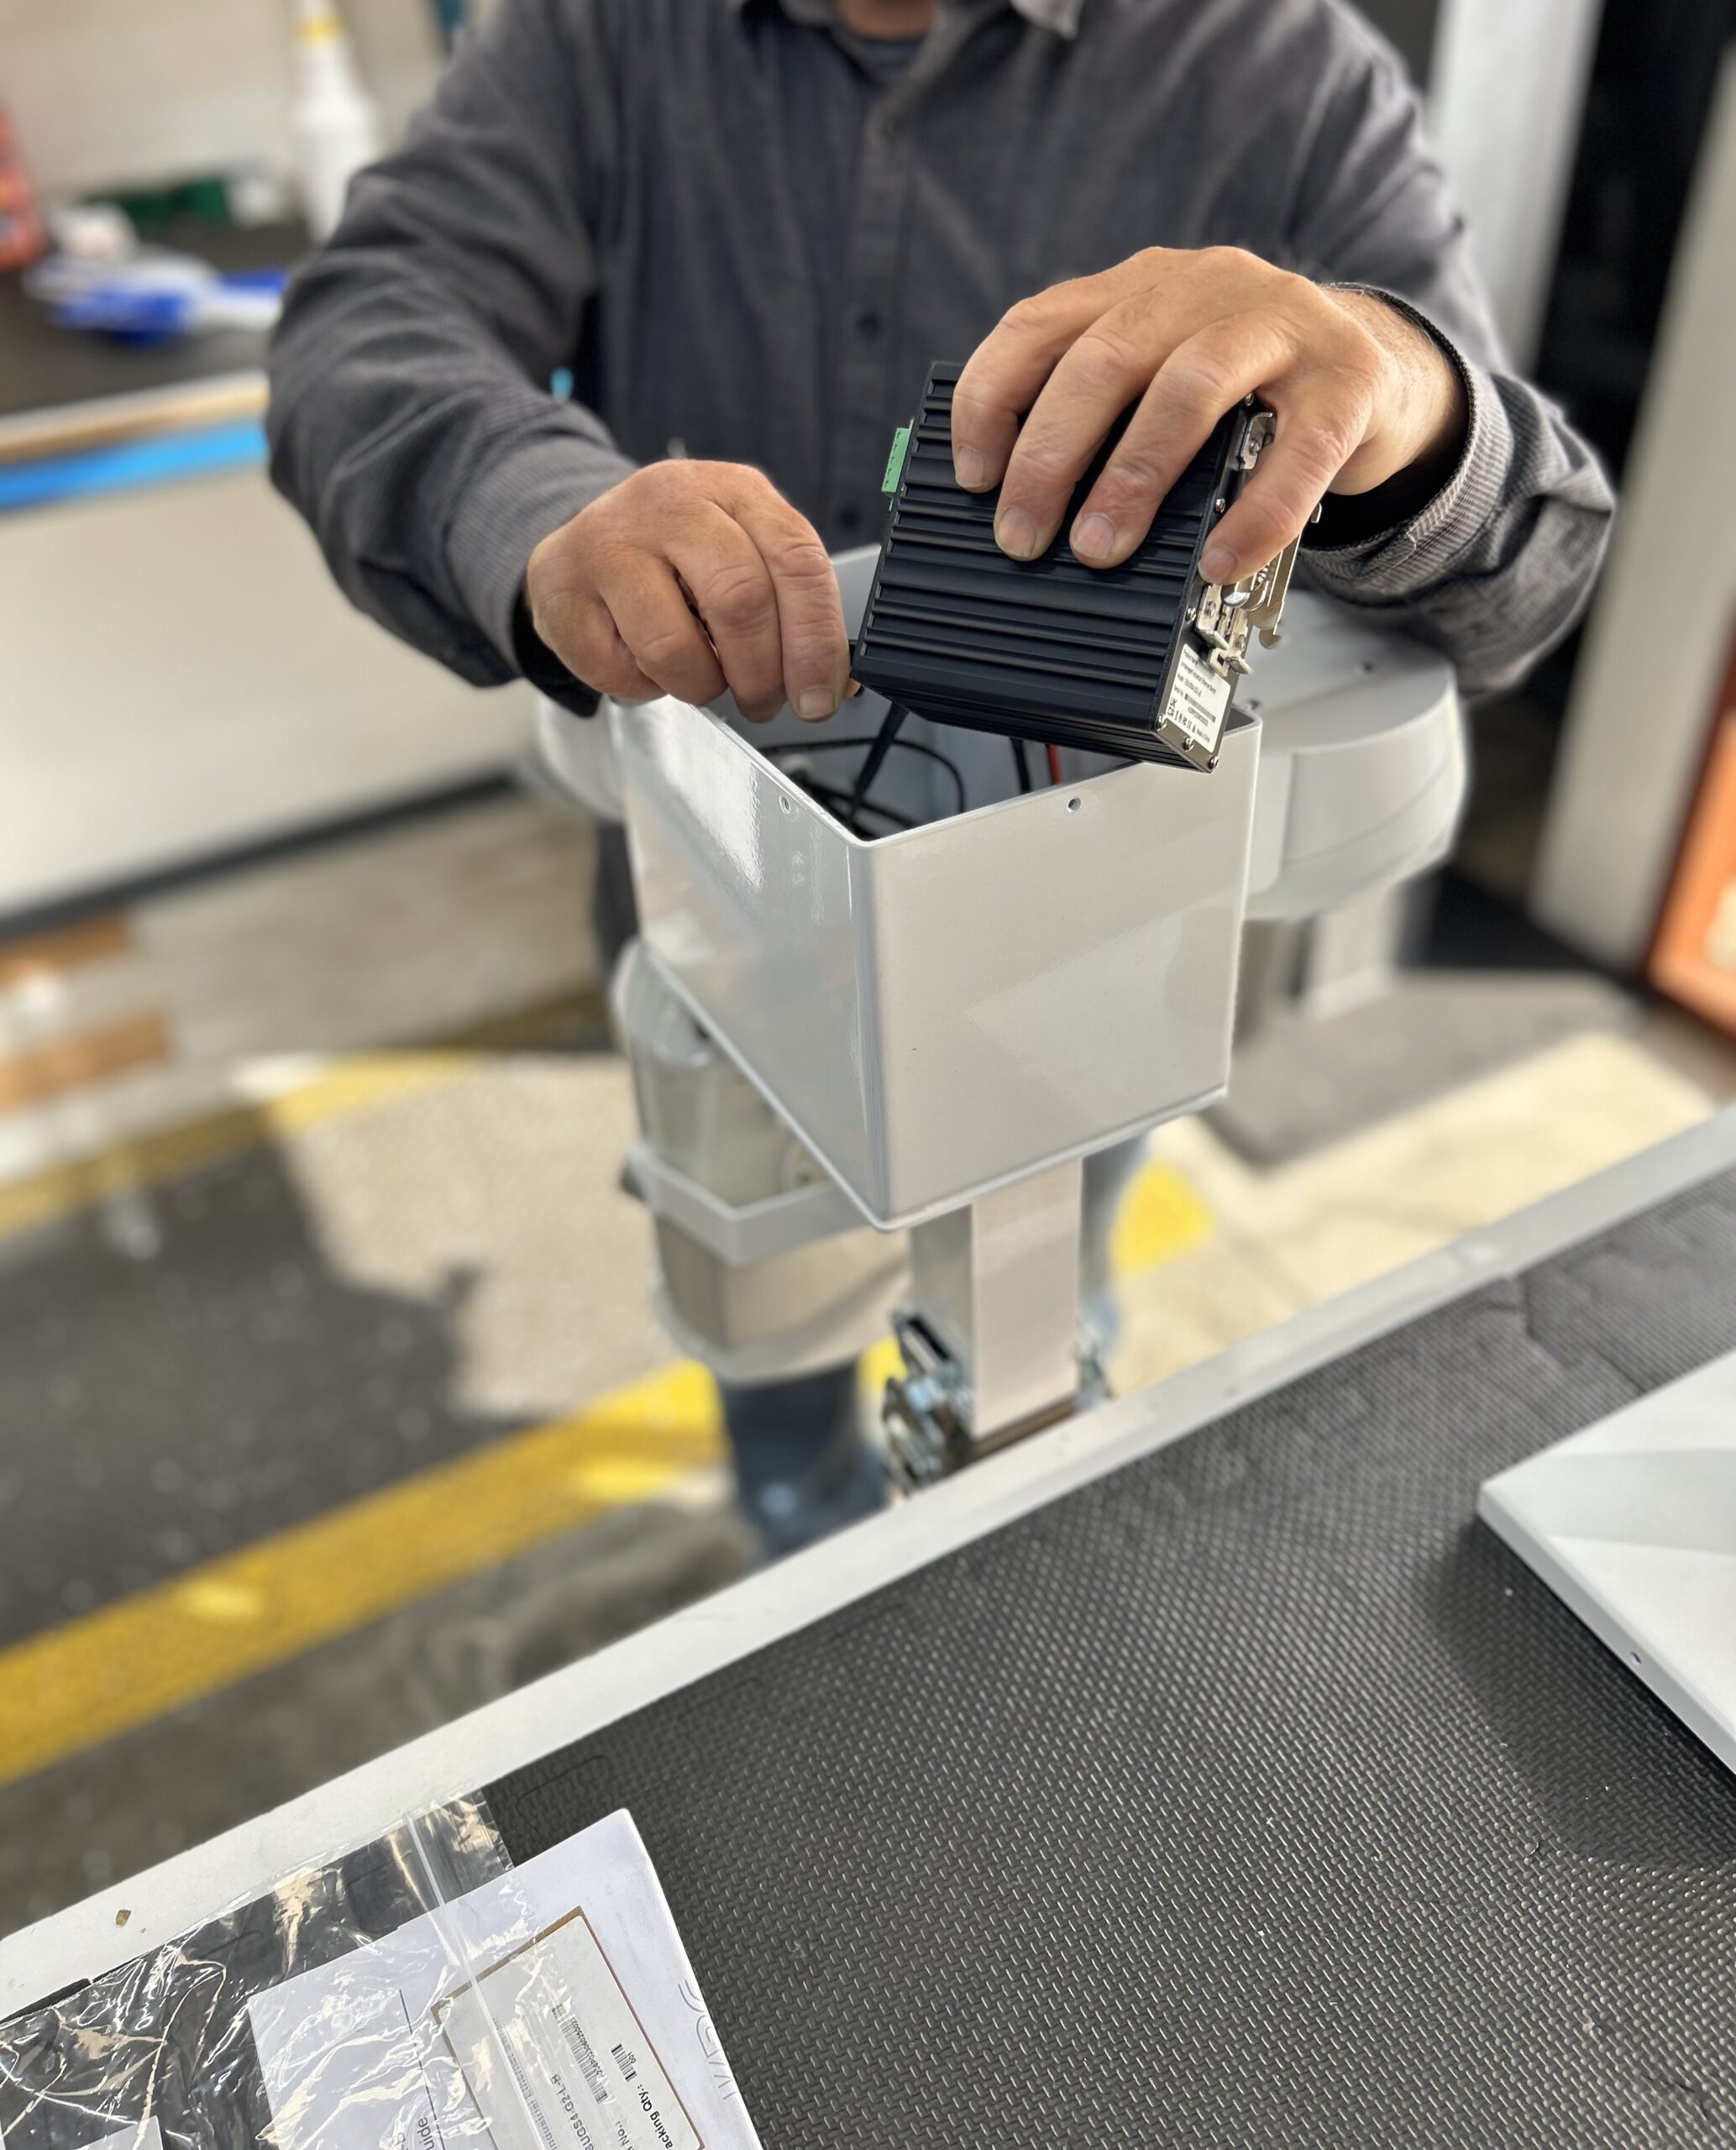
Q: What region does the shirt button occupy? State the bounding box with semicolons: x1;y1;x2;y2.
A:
837;504;863;534
855;308;883;340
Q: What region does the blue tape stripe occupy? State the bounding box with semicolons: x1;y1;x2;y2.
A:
0;419;268;512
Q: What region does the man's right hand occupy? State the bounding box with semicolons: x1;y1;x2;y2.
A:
525;461;854;723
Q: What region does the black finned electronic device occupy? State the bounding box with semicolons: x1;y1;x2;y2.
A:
852;359;1308;773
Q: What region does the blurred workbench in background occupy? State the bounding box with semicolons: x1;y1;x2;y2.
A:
0;219;535;926
0;219;288;450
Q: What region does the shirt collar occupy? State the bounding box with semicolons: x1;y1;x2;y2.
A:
727;0;1083;40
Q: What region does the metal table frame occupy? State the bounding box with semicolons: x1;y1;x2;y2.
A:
6;1105;1735;2019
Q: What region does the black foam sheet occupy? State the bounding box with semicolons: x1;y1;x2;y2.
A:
486;1170;1736;2148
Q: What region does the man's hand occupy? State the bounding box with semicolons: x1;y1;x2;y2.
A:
526;461;853;721
951;247;1466;585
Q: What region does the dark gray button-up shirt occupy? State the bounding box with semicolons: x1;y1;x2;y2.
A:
268;0;1614;701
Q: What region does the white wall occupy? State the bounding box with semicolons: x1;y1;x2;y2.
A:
1426;0;1603;367
0;0;443;197
1533;50;1736;969
0;467;535;914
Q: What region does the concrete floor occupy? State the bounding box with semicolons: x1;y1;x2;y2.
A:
1;789;1733;1945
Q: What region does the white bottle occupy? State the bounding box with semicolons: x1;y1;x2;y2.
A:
287;0;383;243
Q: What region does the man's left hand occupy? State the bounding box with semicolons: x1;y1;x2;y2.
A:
951;247;1466;585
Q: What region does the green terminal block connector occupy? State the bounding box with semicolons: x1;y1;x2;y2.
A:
881;423;913;496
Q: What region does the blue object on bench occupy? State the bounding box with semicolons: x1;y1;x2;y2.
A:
0;418;268;513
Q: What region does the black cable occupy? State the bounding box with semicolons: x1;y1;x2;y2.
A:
847;700;909;821
1012;738;1033;794
800;782;918;835
764;736;968;819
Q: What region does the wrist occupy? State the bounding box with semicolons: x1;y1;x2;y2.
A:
1327;286;1468;493
446;433;635;671
512;583;601;716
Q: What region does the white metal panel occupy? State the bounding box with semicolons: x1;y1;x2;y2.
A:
538;557;1464;936
908;1157;1083;1434
616;700;1259;1230
1241;591;1464;921
1480;1346;1736;1780
1426;0;1602;367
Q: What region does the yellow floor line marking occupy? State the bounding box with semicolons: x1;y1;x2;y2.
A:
1110;1160;1214;1275
0;991;604;1246
0;1360;723;1790
0;1056;465;1244
0;1125;1214;1783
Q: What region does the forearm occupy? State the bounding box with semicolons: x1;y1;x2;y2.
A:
1299;294;1613;697
270;251;632;684
265;0;632;688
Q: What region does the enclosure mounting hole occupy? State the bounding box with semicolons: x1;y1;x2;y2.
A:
779;794;791;814
1067;796;1082;813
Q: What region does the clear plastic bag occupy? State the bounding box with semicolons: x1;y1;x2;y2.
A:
1;1801;760;2150
0;1796;510;2150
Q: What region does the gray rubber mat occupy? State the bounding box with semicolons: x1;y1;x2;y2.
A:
485;1166;1736;2147
0;999;611;1652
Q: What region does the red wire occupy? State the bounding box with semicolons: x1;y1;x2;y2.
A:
1046;743;1063;786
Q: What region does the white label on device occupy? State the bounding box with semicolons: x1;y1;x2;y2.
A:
435;1910;702;2150
1165;639;1232;755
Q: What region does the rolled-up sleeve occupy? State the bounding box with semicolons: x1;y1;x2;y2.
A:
267;0;635;686
1282;18;1615;695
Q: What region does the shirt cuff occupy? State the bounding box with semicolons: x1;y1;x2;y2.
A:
444;430;636;674
512;590;602;717
1303;288;1508;602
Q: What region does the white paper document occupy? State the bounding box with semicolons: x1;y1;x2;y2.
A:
249;1812;760;2150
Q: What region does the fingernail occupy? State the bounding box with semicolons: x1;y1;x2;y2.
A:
1073;513;1116;563
1202;544;1237;584
955;446;986;490
796;688;837;720
997;506;1040;560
